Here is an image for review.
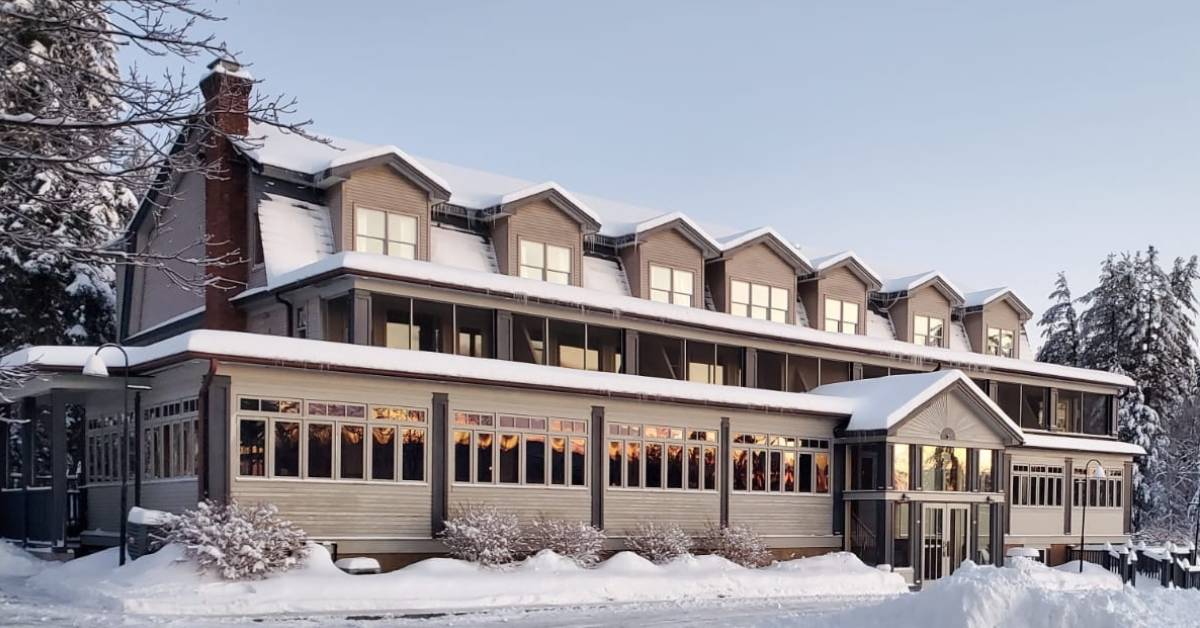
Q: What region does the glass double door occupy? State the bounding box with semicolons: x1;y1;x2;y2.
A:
921;504;969;581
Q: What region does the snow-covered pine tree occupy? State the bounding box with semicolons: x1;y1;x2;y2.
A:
1036;272;1081;366
0;0;138;352
1078;254;1138;374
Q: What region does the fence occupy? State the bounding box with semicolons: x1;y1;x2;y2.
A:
1072;542;1200;589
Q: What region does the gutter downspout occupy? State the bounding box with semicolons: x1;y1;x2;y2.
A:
198;358;218;500
275;293;295;336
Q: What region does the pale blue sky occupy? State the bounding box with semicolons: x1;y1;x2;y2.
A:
140;2;1200;337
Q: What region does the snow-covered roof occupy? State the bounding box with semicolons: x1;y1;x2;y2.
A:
615;212;722;256
879;270;965;304
963;287;1034;319
430;226;498;274
0;331;857;416
811;370;1022;436
866;311;896;342
1019;432;1146;456
256;194;334;281
809;250;883;289
582;257;631;296
249;251;1134;388
715;226;813;272
949;321;973;352
495;181;602;230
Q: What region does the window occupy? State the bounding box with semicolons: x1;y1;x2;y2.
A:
1073;467;1123;509
608;422;716;491
1011;463;1064;507
986;327;1015;358
823;298;860;334
976;505;992;565
1056;389;1083;432
920;446;967;491
96;398;202;483
235;398;426;483
731;433;829;495
1082;393;1112;436
519;240;571;284
892;444;910;490
913;315;945;347
454;412;587;487
355;207;417;259
1020;385;1048;430
649;265;694;306
848;442;882;490
978;449;996;492
548;319;624;373
893;502;911;568
295;305;307;339
730;279;789;323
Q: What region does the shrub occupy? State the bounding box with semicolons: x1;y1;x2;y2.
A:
167;500;308;580
624;521;693;564
440;505;521;566
524;519;606;566
701;523;773;568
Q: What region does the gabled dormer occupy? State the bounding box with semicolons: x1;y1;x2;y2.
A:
482;182;601;288
613;213;720;307
798;251;882;335
706;227;812;324
873;271;965;348
961;288;1033;358
320;147;452;262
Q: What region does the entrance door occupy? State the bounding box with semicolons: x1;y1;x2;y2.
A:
921;504;970;581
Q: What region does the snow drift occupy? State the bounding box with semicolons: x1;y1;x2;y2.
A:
25;544;906;616
0;541;47;578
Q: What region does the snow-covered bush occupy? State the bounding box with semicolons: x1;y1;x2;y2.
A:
166;500;307;580
624;521;693;564
440;505;521;566
701;523;773;568
524;519;606;566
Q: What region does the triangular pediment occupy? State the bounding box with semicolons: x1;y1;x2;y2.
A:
891;381;1021;447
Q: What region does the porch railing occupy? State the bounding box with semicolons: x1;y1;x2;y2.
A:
1073;542;1200;589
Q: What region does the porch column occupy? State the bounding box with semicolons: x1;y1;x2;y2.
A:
430;392;449;536
744;348;757;388
881;499;894;566
623;330;639;375
719;417;730;527
832;444;846;537
50;391;68;549
350;289;372;345
20;397;34;544
0;405;8;489
1063;457;1073;535
590;406;605;529
495;311;513;361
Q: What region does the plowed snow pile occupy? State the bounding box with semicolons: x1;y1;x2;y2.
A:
816;558;1153;628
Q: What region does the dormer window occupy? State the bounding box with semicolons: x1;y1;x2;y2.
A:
986;327;1015;358
649;265;694;306
913;315;944;347
355;207;417;259
731;280;788;323
519;240;571;285
823;298;859;334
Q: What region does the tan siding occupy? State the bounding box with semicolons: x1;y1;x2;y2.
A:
130;171;206;335
449;485;590;524
496;198;585;287
327;184;344;249
632;227;706;304
815;266;869;335
894;388;1008;448
730;493;832;537
233;479;431;538
337;166;432;261
889;299;911;343
618;244;641;297
606;491;720;533
492;217;511;276
722;242;797;323
905;285;952;347
963;312;984;352
984;301;1023;358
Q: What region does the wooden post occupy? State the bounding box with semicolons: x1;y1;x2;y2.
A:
430;393;449;536
50;391;68;549
590;406;605;529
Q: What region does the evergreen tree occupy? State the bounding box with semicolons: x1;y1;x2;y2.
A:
1036;272;1080;366
1078;254;1138;374
0;0;138;351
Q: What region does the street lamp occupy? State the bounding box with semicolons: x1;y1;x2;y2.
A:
1078;458;1106;573
83;343;131;566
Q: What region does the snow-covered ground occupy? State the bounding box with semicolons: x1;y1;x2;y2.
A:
4;542;1200;627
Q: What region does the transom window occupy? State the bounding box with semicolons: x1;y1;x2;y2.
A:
607;422;717;491
730;280;788;323
649;265;694;306
913;315;945;347
823;298;859;334
731;433;830;494
1010;463;1064;507
986;327;1015;358
355;207;417;259
237;398;426;483
519;240;571;284
453;412;587;487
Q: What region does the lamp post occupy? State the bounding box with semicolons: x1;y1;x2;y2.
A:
82;343;130;566
1078;458;1106;573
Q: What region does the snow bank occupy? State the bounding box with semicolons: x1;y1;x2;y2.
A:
27;545;907;616
0;542;47;578
820;559;1145;628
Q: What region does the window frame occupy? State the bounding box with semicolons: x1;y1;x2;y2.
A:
451;411;589;489
518;239;572;285
823;297;860;334
648;264;695;307
729;279;789;323
986;327;1015;358
913;314;945;347
354;206;419;259
607;422;718;492
730;433;831;496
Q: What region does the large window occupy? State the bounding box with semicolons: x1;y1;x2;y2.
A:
847;442;884;490
1055;389;1082;432
824;298;859;334
454;412;587;488
731;433;829;494
893;502;911;568
730;280;788;323
1010;463;1063;507
519;240;571;284
1020;385;1048;430
913;315;944;347
976;505;992;564
1082;393;1112;436
920;445;967;491
892;443;910;490
1073;467;1123;509
88;398;200;484
608;423;716;490
355;207;417;259
649;265;694;306
518;316;623;373
978;449;996;492
986;327;1015;358
237;397;426;483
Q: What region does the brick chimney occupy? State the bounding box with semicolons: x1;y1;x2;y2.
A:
199;58;252;331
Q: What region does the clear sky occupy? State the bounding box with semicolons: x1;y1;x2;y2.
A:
137;1;1200;339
